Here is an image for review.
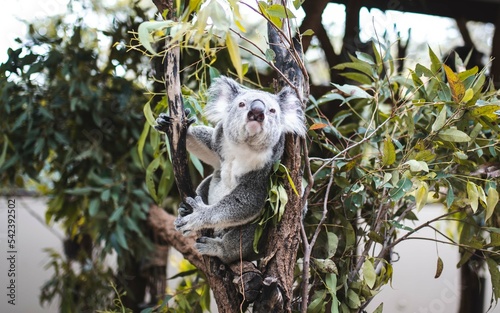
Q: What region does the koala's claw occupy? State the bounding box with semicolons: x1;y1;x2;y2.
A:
185;196;204;207
174;216;191;234
154;113;172;132
178;202;193;217
195;236;222;256
155;110;196;132
184;108;197;126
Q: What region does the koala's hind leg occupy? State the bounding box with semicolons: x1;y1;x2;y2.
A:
195;224;259;264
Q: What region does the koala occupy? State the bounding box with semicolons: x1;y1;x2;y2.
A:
155;76;306;264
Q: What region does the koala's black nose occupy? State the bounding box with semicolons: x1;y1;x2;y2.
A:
248;99;265;122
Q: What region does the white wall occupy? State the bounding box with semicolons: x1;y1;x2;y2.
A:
367;205;500;313
0;197;61;313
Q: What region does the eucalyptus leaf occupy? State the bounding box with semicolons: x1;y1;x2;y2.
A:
438;128;471;142
138;20;175;55
389;178;413;201
362;259;376;289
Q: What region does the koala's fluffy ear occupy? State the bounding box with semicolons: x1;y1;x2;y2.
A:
278;87;307;137
205;76;243;124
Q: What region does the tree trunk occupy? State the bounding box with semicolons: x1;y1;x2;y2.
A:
254;8;308;312
458;255;485;313
148;1;307;312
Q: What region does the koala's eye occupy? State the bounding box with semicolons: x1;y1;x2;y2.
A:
270;108;276;113
238;102;245;108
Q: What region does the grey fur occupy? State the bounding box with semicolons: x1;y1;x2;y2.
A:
157;76;305;264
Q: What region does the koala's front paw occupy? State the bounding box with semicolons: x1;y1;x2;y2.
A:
174;196;208;235
195;236;223;257
178;202;193;217
155;110;196;133
154;113;172;133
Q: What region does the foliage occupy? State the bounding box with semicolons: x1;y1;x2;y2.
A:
0;2;160;311
135;0;500;312
41;248;115;312
303;42;500;312
2;0;500;311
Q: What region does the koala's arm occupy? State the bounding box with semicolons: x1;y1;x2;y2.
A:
175;167;270;232
186;125;220;168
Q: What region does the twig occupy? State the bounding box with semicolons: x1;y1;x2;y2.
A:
300;166;334;313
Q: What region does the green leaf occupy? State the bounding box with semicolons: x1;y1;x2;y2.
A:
467;181;479;213
326;273;339;313
373;303;384;313
226;32;243;81
415;182;429;212
276;184;288;221
65;187;97;195
266;4;296;18
404;160;429;173
144;99;156;127
415;63;435;78
302;29;315;36
125;216;142;234
382;137;396;166
190;154;204;177
389;178;413;201
146;157;161;203
372;42;383;75
114;224;129;250
157;162;174;203
389;220;414;232
280;164;299;196
470;104;500;121
109;206;124;222
0;135;8;169
432;105;447;132
308;290;326;313
486;258;500;300
332;83;372;99
434;256;444;278
446;184;455;208
327;232;339;258
253;224;263;253
200;281;211;311
138;21;175;55
429;46;441;74
438;128;471;143
138;122;149;168
265;48;276;62
486;188;499;222
88;198;100;217
362;259;376;289
462;88;474;103
313;258;338;274
346;289;361;309
333;62;373;78
339;72;372;85
457;66;478;81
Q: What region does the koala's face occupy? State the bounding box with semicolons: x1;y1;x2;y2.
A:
223;89;283;147
205;77;306;148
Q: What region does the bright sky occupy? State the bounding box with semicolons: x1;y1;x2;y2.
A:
0;0;69;62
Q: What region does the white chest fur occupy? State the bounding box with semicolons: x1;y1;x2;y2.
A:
207;138;273;205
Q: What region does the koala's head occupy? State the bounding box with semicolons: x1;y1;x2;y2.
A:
205;76;306;148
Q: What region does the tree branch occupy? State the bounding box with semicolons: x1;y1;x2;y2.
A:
148;206;204;268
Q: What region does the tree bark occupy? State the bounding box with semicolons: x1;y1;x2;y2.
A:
149;1;246;312
254;8;308;312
